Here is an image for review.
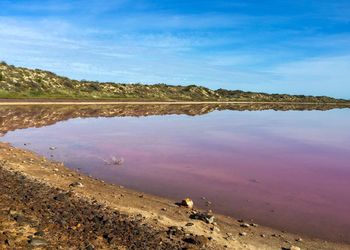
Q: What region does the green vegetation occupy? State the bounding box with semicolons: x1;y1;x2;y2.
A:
0;61;348;103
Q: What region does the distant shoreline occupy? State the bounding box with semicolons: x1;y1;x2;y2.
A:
0;100;350;105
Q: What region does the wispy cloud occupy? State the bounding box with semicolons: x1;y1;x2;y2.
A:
0;0;349;98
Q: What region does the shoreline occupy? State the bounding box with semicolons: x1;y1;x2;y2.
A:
0;100;350;106
0;142;348;249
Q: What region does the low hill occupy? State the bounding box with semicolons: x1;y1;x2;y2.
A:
0;61;348;103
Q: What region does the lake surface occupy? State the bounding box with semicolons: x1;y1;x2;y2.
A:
1;104;350;242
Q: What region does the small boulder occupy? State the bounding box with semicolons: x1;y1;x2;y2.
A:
69;182;84;188
181;198;194;209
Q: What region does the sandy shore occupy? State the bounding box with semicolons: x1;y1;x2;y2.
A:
0;142;349;249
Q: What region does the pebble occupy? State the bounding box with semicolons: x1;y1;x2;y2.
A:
86;244;95;250
34;231;45;237
29;238;48;247
190;212;215;224
210;226;220;232
183;235;208;247
240;223;250;228
69;182;84;188
288;246;301;250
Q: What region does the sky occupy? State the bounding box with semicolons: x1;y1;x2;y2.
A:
0;0;349;98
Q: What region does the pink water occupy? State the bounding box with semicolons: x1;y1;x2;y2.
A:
2;108;350;242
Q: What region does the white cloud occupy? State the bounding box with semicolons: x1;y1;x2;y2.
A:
0;14;349;99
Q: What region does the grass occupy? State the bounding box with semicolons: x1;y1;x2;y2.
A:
0;61;349;103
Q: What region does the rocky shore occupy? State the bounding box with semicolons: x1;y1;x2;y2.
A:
0;142;349;249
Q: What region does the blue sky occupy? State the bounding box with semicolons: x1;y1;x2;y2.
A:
0;0;349;98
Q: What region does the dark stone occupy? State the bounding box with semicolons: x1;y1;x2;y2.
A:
183;235;208;247
34;231;45;237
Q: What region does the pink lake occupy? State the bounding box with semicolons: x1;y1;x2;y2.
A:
1;105;350;243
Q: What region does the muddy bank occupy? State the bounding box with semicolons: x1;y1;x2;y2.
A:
0;143;349;249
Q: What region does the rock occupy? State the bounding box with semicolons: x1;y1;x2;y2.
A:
86;243;95;250
185;222;194;227
250;223;258;227
260;234;266;238
53;168;59;172
210;226;220;232
112;156;124;165
284;246;301;250
69;182;84;188
295;238;303;242
181;198;194;209
4;238;13;247
161;208;167;211
34;231;45;237
167;226;183;237
239;232;247;236
49;147;56;150
240;223;250;228
29;238;48;247
190;212;215;224
104;156;124;166
183;235;208;247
